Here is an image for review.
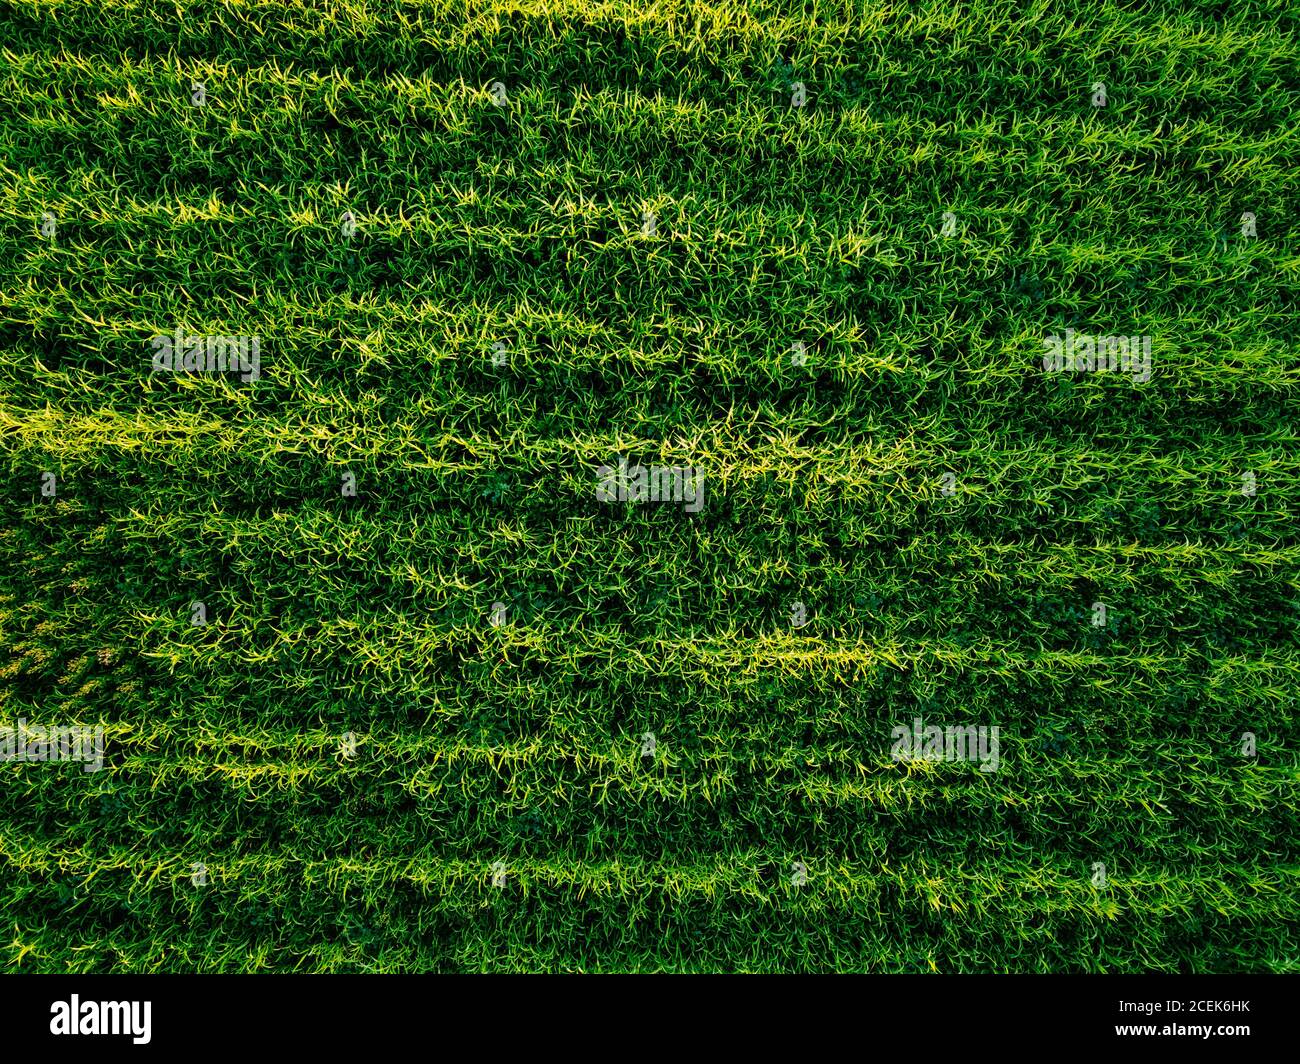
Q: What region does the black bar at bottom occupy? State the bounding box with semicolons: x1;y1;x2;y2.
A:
1;973;1286;1052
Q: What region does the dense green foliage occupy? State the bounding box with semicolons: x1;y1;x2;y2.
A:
1;0;1297;972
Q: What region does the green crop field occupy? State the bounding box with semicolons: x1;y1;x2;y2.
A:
1;0;1297;974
